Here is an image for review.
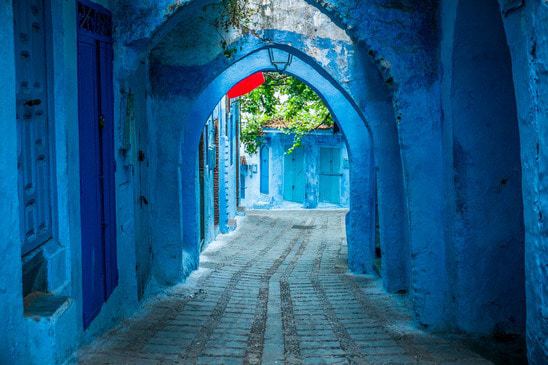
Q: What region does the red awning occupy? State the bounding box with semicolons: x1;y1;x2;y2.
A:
227;72;265;98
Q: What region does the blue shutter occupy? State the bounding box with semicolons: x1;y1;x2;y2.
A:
283;148;305;203
319;147;341;204
14;0;53;254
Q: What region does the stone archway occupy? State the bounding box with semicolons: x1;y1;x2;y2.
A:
178;46;376;277
445;0;525;336
141;0;409;329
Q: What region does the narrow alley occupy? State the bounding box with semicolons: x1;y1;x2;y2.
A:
1;1;546;363
73;211;491;365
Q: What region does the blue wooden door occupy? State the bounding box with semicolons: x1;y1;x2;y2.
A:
77;1;118;328
283;148;305;203
319;147;341;204
260;145;269;194
14;0;54;254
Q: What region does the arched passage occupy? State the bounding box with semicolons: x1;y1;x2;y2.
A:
178;46;376;277
493;1;548;362
143;0;409;327
443;0;525;336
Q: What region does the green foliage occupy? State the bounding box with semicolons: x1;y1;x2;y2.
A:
239;114;268;155
215;0;254;58
239;73;334;154
218;0;252;31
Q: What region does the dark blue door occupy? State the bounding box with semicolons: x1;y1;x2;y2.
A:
260;145;269;194
77;1;118;328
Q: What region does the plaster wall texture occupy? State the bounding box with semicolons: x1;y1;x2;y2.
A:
496;1;548;362
240;130;350;210
304;0;450;329
440;0;525;336
0;2;26;363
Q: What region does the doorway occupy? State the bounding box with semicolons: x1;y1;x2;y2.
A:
260;145;270;194
319;147;342;204
77;0;118;328
283;147;305;203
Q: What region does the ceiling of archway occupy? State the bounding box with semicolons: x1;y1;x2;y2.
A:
247;0;350;42
149;0;352;67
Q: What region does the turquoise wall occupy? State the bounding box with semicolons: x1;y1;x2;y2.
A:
240;129;350;209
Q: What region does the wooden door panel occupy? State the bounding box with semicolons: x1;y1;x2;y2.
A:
78;35;105;326
99;39;118;298
284;148;305;203
14;0;53;254
77;0;117;328
319;148;341;204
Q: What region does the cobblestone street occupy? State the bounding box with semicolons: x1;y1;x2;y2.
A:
72;210;492;365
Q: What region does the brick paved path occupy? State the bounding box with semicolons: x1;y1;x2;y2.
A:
72;210;492;364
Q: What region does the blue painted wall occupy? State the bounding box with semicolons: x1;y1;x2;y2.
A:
494;1;548;361
0;0;546;363
196;96;239;251
1;1;141;364
240;129;350;210
441;0;525;336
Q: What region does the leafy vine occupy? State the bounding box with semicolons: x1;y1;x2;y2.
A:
240;73;334;155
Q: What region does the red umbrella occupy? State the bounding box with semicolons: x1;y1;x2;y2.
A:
227;72;266;98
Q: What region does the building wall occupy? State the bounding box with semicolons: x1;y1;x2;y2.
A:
0;1;141;364
240;129;349;210
496;1;548;361
0;2;25;362
197;96;239;251
440;0;525;336
1;3;244;362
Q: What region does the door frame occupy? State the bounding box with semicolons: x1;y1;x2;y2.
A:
76;0;118;328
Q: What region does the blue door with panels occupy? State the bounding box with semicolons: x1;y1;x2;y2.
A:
283;147;305;203
319;147;342;204
14;0;53;255
77;0;118;328
260;145;269;194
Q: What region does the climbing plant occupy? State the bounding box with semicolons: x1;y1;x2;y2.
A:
240;73;334;154
215;0;255;58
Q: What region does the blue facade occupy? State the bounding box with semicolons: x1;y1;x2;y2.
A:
240;128;350;210
197;96;239;249
0;0;546;364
